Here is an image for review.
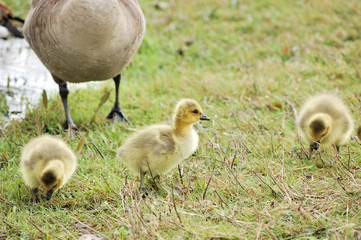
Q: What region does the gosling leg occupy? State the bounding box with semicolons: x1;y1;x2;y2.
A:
308;144;314;159
335;145;341;163
149;175;160;192
106;74;130;124
58;83;78;131
31;187;39;203
139;170;148;195
330;145;342;166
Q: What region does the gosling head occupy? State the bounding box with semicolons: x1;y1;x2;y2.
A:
40;160;65;200
173;99;210;128
308;113;332;145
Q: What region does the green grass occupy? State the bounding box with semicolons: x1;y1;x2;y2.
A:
2;0;361;238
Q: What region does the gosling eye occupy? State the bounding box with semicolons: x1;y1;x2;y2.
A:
192;109;199;114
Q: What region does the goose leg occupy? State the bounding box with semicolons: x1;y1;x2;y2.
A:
106;74;130;124
336;145;340;153
59;83;78;131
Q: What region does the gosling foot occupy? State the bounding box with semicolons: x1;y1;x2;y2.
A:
139;187;149;198
31;188;39;203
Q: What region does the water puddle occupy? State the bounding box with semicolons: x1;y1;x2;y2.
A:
0;38;102;127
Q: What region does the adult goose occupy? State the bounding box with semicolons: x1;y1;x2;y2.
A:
23;0;146;130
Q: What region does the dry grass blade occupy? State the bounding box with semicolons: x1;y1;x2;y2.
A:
171;181;182;224
285;100;298;121
0;197;15;206
0;215;21;232
90;90;110;123
98;90;111;109
42;89;48;109
101;173;122;198
69;216;105;238
25;216;61;240
76;133;87;152
214;189;229;208
254;172;283;198
226;164;248;194
202;158;217;200
50;216;76;239
88;135;104;159
35;107;41;136
65;125;72;143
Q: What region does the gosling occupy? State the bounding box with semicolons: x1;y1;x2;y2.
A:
20;135;77;202
116;99;210;193
297;94;353;158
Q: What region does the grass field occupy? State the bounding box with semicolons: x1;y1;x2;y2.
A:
1;0;361;239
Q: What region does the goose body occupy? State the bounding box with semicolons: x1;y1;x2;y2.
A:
24;0;145;83
117;99;210;192
20;135;77;202
297;94;353;156
118;124;199;176
23;0;146;129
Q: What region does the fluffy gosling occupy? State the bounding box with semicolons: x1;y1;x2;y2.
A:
20;135;77;202
116;99;210;193
297;94;353;158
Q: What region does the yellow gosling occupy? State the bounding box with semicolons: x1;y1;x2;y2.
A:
116;99;210;193
21;135;77;202
297;94;353;158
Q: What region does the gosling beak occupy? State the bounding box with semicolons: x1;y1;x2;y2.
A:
200;113;210;121
45;190;54;200
312;140;320;150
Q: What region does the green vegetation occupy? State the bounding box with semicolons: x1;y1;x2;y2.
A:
2;0;361;238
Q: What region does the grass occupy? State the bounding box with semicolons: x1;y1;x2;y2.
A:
1;0;361;238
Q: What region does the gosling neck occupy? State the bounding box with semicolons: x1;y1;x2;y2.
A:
173;118;194;135
41;159;65;181
308;113;333;141
309;113;333;128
